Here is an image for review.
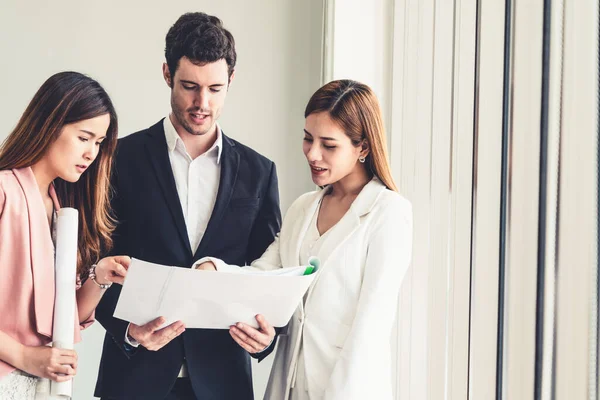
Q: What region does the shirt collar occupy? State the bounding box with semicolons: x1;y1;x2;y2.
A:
163;115;223;163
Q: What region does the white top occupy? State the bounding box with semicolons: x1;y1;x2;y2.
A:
291;200;330;400
192;179;413;399
163;115;222;253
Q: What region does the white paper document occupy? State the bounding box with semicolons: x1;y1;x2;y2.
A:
114;258;318;329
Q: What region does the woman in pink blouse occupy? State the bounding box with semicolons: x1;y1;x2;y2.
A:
0;72;130;399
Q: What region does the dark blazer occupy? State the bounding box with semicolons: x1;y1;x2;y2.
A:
94;120;282;400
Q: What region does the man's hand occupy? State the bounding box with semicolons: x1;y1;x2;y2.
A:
128;317;185;351
229;314;275;354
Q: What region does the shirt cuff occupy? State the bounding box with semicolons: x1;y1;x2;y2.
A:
124;323;140;347
193;257;227;271
256;335;275;354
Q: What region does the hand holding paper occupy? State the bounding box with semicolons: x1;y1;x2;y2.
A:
128;317;186;351
114;258;320;330
230;314;275;354
95;255;131;285
195;261;217;271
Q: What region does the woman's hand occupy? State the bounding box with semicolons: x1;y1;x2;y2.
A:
94;255;131;285
20;346;77;382
195;261;216;271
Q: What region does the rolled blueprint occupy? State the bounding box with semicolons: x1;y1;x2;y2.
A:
50;208;79;398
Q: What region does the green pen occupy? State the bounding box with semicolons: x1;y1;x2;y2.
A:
303;257;320;275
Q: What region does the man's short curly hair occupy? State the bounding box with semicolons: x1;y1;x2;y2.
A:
165;12;236;85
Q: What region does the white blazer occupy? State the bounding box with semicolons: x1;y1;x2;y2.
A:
208;178;412;399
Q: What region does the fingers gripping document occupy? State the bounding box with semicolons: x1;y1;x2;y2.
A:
113;258;319;329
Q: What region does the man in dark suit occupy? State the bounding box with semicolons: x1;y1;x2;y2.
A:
94;12;281;400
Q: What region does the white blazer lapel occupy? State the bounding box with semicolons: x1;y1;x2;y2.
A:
283;190;327;267
303;210;359;303
304;179;387;302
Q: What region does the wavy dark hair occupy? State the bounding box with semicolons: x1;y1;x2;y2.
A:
165;12;237;83
0;71;118;276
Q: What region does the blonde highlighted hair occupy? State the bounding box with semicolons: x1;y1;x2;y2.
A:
304;79;398;192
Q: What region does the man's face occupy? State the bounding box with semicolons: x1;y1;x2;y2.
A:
163;57;233;137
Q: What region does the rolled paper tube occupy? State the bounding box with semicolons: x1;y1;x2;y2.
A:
50;208;79;399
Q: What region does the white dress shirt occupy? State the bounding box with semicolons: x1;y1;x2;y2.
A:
164;115;222;252
125;115;223;354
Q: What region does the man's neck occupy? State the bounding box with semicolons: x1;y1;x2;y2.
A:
170;114;218;160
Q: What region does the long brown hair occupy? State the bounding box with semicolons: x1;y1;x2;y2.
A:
304;79;398;192
0;71;118;276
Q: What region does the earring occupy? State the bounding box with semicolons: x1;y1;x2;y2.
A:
359;156;366;163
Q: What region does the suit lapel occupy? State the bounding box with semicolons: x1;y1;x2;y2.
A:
144;121;192;256
303;205;360;302
285;190;324;267
312;208;360;268
193;134;239;259
304;179;386;302
13;167;55;338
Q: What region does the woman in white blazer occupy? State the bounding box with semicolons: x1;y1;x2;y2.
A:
198;80;413;400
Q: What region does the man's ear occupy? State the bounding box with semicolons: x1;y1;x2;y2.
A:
162;63;173;88
227;70;236;90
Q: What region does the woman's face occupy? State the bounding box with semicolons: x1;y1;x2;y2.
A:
43;114;110;182
303;112;366;187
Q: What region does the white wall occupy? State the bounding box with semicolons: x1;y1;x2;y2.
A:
328;2;477;400
325;0;407;397
329;0;394;131
0;1;323;398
